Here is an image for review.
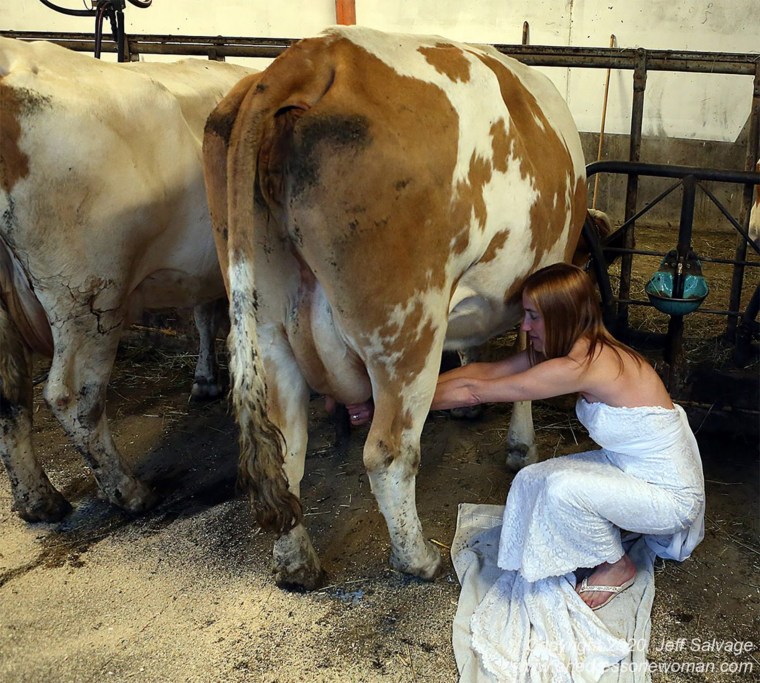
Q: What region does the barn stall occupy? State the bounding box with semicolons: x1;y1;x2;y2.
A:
0;2;758;682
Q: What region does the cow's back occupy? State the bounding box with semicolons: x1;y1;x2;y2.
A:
0;37;252;332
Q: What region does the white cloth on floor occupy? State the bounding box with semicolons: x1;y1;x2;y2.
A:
452;506;657;683
453;400;705;683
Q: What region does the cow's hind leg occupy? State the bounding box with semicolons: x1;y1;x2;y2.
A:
263;344;324;589
362;367;443;580
44;322;156;513
506;399;537;470
0;303;71;521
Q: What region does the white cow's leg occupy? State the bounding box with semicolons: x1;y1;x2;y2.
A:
263;344;323;589
506;330;537;470
0;304;71;520
0;400;73;522
506;399;537;470
190;298;226;401
44;324;156;513
365;444;440;579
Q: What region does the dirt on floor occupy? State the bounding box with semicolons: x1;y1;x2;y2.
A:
0;323;758;682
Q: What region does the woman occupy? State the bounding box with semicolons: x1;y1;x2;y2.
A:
434;263;705;611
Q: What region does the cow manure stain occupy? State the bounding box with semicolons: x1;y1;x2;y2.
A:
289;113;371;197
188;476;237;507
0;562;42;589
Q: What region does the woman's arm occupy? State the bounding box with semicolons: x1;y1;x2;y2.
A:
432;355;587;410
437;350;532;384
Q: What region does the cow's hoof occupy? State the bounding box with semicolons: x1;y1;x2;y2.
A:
110;477;159;514
390;541;441;580
272;524;324;590
506;443;538;472
190;379;223;402
15;492;73;523
274;565;327;591
273;552;325;591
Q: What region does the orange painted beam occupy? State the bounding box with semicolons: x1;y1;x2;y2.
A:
336;0;356;25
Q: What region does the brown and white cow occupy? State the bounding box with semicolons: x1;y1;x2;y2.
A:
0;37;254;522
204;26;587;589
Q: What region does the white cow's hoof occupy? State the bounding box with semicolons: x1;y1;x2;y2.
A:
274;563;326;591
390;540;441;580
506;443;538;472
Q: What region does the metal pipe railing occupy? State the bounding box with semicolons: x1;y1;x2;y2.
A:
2;30;759;74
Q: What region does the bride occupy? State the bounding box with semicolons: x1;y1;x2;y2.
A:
434;263;705;679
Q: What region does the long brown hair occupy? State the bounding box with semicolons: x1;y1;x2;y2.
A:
522;263;643;369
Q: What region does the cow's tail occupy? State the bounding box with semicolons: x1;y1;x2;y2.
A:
574;208;626;271
0;237;52;408
585;208;613;241
209;44;335;535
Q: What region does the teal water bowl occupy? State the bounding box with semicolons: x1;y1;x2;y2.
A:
645;270;709;316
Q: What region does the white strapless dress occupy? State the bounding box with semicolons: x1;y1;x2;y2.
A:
468;399;705;682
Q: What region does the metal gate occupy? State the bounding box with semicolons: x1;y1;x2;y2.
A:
582;162;759;421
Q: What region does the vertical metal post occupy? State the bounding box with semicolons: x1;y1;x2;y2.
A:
618;49;647;330
666;175;696;391
727;60;760;340
114;7;126;62
127;37;140;61
665;313;685;390
675;175;697;297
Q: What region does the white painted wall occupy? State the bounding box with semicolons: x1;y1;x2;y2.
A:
2;1;758;141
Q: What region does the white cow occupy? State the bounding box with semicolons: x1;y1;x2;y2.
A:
0;37;253;522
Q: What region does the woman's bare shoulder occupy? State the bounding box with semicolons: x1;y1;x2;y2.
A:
580;341;673;408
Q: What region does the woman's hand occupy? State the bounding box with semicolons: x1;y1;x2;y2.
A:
431;351;533;411
431;377;482;411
